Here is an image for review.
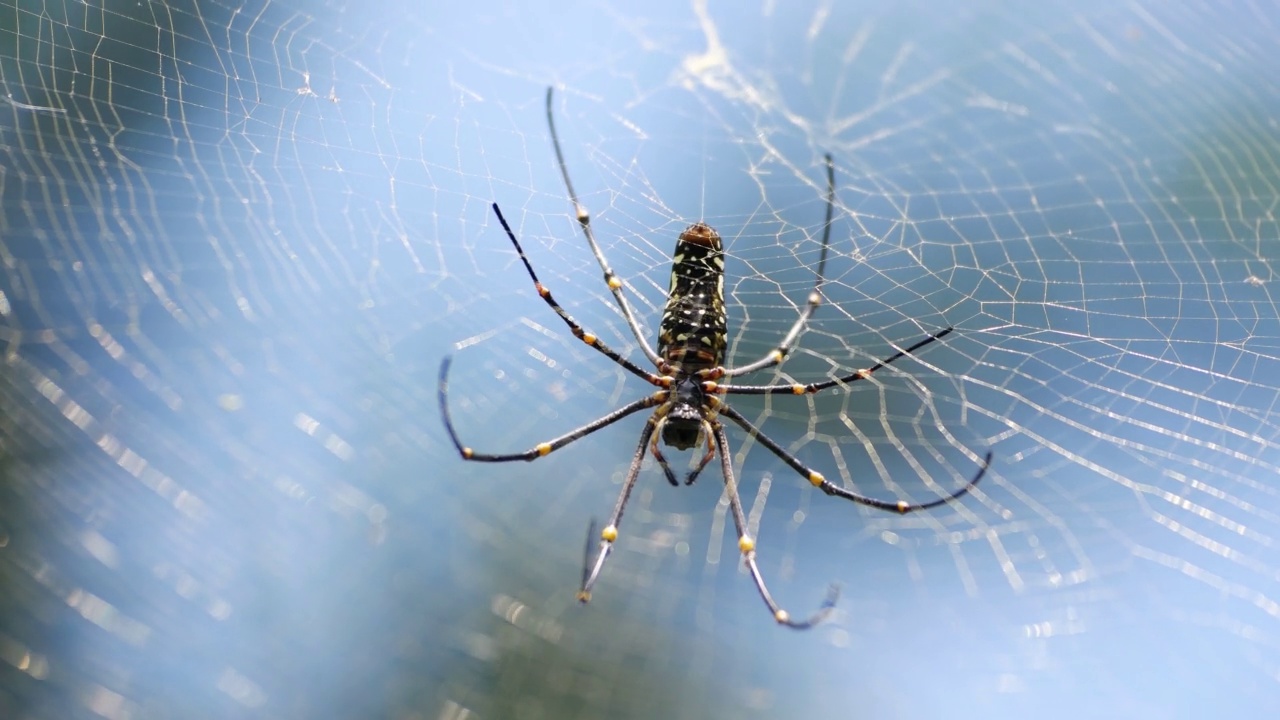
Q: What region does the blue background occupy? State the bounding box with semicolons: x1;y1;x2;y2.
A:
1;1;1278;718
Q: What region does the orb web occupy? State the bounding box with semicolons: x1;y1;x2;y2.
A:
1;0;1277;718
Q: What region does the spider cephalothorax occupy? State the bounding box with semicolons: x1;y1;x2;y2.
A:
658;376;709;453
439;87;991;629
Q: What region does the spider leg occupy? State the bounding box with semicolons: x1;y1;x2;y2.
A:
491;203;667;387
438;355;664;461
713;422;839;629
579;416;658;602
546;87;664;368
684;420;716;485
717;402;991;513
718;153;836;379
580;518;599;598
715;327;955;395
649;416;680;486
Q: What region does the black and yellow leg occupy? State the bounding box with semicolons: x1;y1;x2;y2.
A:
438;355;665;462
715;328;955;396
720;153;836;379
579;416;658;602
545;87;665;369
683;420;717;485
717;403;990;513
491;203;667;387
648;416;680;486
713;423;839;629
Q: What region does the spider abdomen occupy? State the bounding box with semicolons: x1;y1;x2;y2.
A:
658;223;727;373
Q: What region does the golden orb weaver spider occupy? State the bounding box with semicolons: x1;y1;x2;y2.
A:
439;87;991;629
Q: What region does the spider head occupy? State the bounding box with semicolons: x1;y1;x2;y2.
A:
662;377;707;450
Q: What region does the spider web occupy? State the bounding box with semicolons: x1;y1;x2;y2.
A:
1;0;1278;718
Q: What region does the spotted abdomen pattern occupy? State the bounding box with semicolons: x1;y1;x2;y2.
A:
657;223;726;373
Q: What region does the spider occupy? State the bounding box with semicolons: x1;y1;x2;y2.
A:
439;87;991;629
